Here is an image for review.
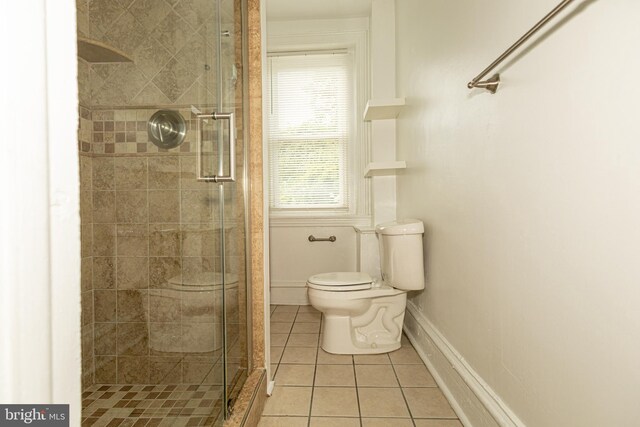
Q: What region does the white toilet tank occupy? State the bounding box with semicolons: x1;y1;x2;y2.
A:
376;219;425;291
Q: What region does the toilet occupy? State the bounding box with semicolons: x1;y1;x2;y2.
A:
307;219;425;354
148;271;238;354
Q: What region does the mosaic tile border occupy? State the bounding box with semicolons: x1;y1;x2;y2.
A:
90;108;198;155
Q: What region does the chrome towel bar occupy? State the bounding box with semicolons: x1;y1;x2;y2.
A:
308;235;337;243
467;0;576;93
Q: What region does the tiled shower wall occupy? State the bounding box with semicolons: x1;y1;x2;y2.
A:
77;0;247;391
82;109;246;388
78;0;220;107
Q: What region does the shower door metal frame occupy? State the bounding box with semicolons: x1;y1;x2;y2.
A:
196;0;251;420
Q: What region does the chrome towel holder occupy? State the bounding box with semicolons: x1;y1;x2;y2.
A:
308;235;337;243
467;0;577;93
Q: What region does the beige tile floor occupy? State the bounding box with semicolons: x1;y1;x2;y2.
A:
260;305;463;427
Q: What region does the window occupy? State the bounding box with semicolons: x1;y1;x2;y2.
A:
267;52;354;214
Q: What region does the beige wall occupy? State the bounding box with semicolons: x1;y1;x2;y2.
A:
396;0;640;425
269;226;358;304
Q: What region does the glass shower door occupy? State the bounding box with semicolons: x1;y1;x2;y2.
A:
76;0;247;424
194;0;248;420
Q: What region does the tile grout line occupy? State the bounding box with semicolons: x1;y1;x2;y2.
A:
352;348;363;427
390;337;417;427
271;305;298;379
306;306;319;427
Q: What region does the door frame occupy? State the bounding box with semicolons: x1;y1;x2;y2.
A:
0;0;81;422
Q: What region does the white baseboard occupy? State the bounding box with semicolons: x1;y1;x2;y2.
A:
404;301;525;427
270;281;309;305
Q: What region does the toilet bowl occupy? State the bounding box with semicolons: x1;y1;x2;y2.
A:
148;271;238;354
307;219;425;354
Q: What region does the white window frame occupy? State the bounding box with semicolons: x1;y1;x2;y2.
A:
268;50;354;213
267;18;371;227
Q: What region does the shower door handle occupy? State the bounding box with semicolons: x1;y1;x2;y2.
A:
196;112;236;183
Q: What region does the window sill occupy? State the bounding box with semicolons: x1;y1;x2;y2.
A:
268;215;372;228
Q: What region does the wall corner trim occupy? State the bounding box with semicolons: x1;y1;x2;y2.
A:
404;302;526;427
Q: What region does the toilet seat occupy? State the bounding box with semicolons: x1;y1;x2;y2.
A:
307;272;373;292
308;284;404;300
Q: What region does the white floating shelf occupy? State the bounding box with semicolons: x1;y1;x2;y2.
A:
364;161;407;177
363;98;406;121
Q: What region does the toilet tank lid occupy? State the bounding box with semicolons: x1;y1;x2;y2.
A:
376;219;424;235
308;272;373;286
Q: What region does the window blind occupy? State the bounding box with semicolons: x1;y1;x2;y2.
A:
268;52;353;211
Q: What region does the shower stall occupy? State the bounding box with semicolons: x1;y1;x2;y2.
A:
77;0;250;424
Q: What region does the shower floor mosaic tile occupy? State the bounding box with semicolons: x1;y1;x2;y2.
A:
81;384;223;427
